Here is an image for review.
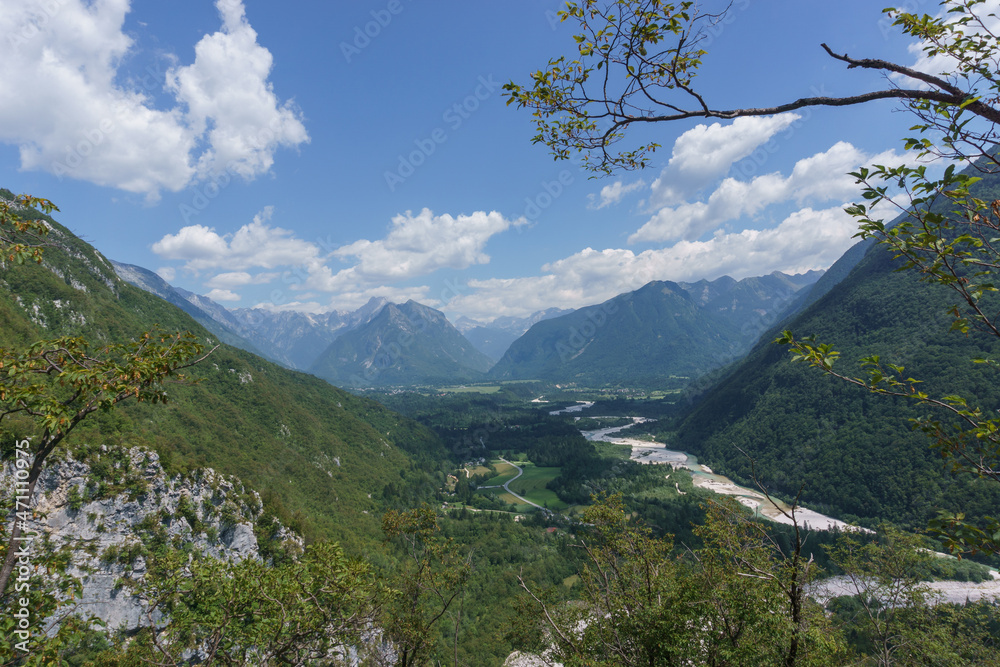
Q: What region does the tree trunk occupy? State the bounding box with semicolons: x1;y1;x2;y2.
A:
0;465;42;598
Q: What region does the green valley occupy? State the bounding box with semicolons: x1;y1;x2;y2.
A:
8;0;1000;663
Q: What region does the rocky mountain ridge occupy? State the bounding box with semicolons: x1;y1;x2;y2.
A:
489;271;822;386
112;260;392;371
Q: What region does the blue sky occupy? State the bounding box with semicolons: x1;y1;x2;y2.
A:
0;0;955;321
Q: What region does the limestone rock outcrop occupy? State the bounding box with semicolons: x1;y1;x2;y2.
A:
2;445;300;634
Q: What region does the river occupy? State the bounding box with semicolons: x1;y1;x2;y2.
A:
565;412;998;609
580;417;864;532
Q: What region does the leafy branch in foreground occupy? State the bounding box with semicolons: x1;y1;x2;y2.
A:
0;331;218;597
504;0;1000;174
96;542;383;665
767;2;1000;559
0;193;56;265
777;330;1000;558
519;493;843;666
380;506;472;667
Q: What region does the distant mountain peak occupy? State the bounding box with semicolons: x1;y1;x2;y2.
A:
112;264;394;370
490;271;822;386
310;299;493;387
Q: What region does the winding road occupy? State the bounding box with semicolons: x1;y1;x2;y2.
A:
479;458;550;513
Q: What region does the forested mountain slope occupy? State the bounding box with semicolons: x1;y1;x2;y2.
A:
670;236;1000;532
0;202;443;552
110;260;273;361
490;273;819;387
310;300;495;387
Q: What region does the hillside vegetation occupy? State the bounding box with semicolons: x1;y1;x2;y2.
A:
663;234;1000;538
0;198;443;552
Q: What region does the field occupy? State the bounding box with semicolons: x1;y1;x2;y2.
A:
437;385;502;394
508;464;567;510
462;465;493;478
480;461;520;487
478;460;569;511
495;492;534;513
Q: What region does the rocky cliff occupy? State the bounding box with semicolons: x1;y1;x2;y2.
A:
2;444;300;634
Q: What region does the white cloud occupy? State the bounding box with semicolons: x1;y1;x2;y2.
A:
206;288;241;302
166;0;309;179
445;205;859;320
152;225;230;265
154;207;523;313
0;0;307;200
205;270;279;289
155;266;176;282
649;114;801;207
631;142;914;244
305;209;523;292
588;179;646;209
152;207;320;273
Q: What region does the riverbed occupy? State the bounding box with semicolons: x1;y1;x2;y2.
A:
571;414;998;605
550;401;596;415
580;417;863;532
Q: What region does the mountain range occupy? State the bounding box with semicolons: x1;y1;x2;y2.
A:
116;264;820;389
113;260;393;371
489;271;822;386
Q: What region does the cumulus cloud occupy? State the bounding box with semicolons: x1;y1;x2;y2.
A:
649;114;801;207
631;142;914;244
166;0;309;179
205;271;279;289
305;209;524;292
439;126;924;320
206;288;241;302
152;207;320;273
0;0;307;200
154;207;522;310
588;179;646;209
446;205;859;320
155;266;176;282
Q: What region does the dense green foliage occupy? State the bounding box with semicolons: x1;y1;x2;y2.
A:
668;241;1000;540
95;541;383;665
528;496;999;666
0;201;443;553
